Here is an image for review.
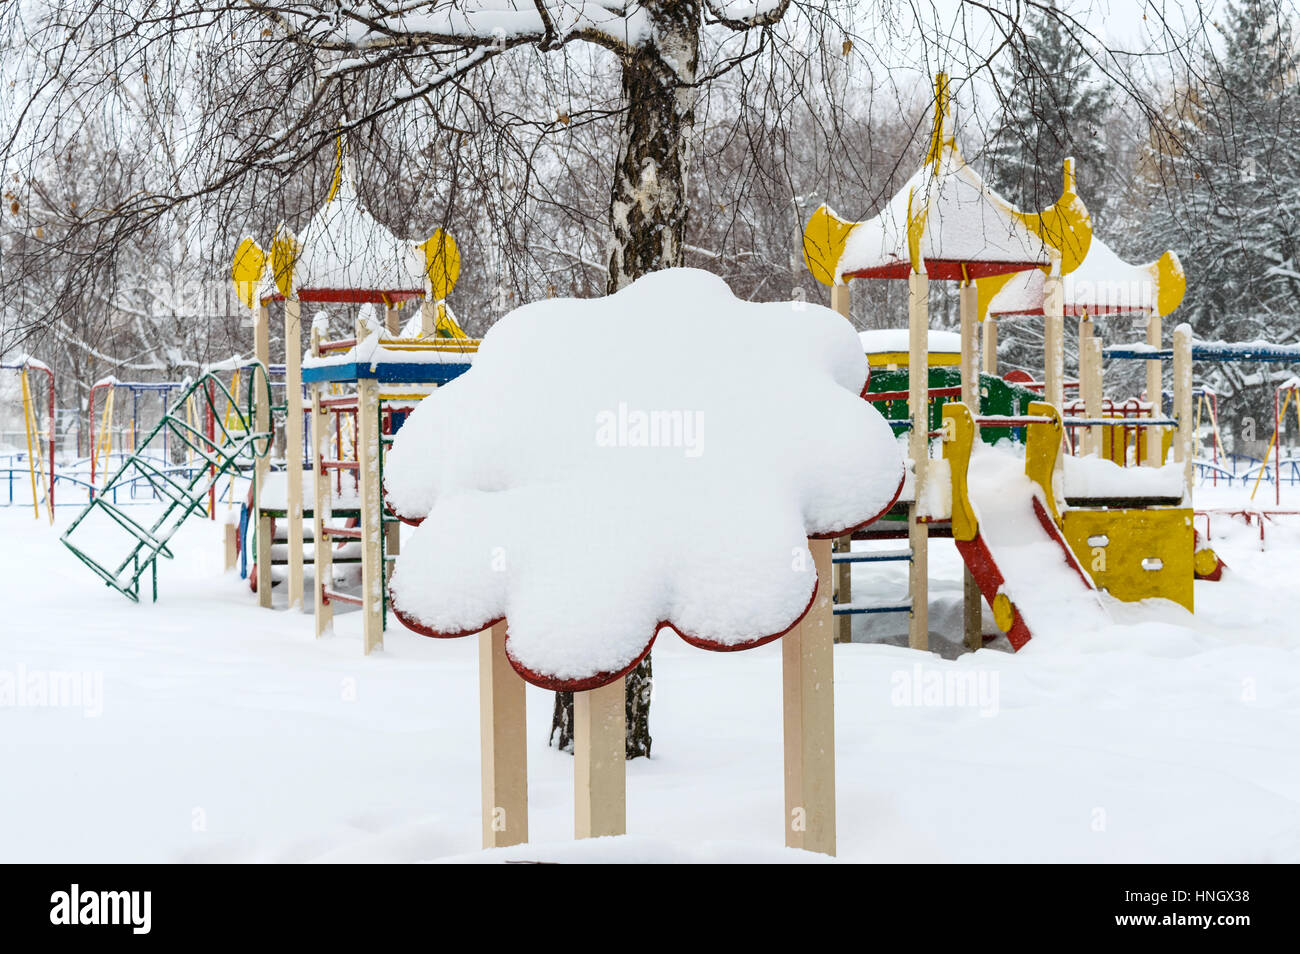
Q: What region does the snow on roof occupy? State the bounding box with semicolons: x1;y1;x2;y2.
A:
291;153;425;294
833;147;1050;281
988;236;1186;317
384;268;905;691
859;329;960;354
802;76;1091;285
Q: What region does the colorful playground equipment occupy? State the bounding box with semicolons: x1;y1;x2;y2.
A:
1;355;55;521
60;371;272;601
804;73;1095;651
231;133;476;652
803;74;1209;649
87;378;186;489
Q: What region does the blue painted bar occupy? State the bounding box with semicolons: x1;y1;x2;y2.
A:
301;361;472;385
832;601;913;616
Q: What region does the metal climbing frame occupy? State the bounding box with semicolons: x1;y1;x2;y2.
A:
61;368;273;602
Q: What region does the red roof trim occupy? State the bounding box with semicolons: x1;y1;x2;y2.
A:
843;259;1046;282
260;288;425;305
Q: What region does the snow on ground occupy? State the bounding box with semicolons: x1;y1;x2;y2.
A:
2;484;1299;863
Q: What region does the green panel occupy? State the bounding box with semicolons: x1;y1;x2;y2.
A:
866;366;1040;445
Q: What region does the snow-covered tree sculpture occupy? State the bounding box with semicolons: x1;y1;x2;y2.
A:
383;268;903;850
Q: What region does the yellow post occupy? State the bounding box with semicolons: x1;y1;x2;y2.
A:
19;370;40;520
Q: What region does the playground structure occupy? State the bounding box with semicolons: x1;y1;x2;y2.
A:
60;371;272;601
87;378;185;487
803;73;1204;652
230;135;477;656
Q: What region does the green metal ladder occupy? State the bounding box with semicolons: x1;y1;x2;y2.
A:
62;368;273;602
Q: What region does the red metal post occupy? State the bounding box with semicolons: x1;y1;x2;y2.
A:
1276;387;1282;507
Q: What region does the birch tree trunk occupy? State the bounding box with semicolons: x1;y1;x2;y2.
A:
552;1;700;759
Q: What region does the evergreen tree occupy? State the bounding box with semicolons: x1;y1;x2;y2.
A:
1133;0;1300;446
983;3;1114;217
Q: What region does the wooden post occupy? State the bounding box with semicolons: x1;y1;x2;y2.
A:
1087;336;1104;459
1146;312;1164;466
253;300;273;608
1043;265;1065;410
830;283;852;643
574;676;626;839
982;315;998;375
223;522;239;571
480;621;528;848
1078;314;1094;455
284;297;305;611
309;326;334;638
382;309;403;561
1173;323;1194;497
357;376;383;654
783;537;836;855
907;270;929;652
959;280;980;651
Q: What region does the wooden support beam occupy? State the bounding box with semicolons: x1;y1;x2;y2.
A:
284;297;305;611
1043;268;1065;410
223;522;239;572
908;270;930;653
309;327;334;639
380;311;403;561
832;535;852;644
1173;323;1194;497
783;537;836;856
480;621;528;848
1146;313;1164;466
1087;335;1104;459
830;283;851;320
982;316;998;375
959;281;980;652
253;300;272;608
574;676;626;839
357;377;383;654
830;282;853;643
963;570;981;652
1078;315;1093;455
421;280;438;337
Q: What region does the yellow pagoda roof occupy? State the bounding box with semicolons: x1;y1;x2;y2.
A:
802;74;1092;285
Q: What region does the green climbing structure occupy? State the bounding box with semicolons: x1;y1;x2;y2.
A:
61;368;272;602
